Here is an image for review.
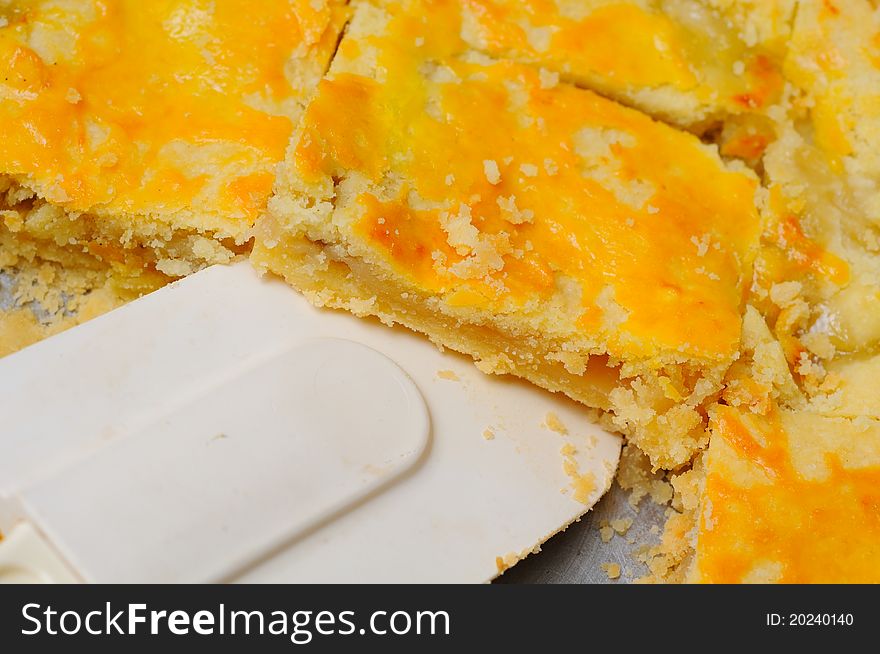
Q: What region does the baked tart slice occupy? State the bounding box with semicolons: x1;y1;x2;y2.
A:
253;0;763;469
0;0;347;288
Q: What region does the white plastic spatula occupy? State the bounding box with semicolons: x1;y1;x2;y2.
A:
0;262;620;583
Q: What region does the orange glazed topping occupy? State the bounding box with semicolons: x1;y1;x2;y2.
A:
0;0;339;223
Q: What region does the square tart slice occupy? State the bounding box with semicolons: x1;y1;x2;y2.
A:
253;1;762;469
692;403;880;583
0;0;347;286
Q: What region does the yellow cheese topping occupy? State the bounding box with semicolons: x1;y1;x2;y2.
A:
695;404;880;583
0;0;341;225
293;6;760;362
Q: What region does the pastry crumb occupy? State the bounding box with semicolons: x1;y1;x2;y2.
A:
560;443;595;504
482;159;501;185
495;552;520;574
601;562;621;580
610;517;633;536
543;411;568;435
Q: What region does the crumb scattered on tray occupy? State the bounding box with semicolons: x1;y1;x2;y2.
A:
543;411;568;435
610;517;633;536
560;443;595;505
601;562;621;580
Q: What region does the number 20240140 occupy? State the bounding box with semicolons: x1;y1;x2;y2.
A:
766;614;854;627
